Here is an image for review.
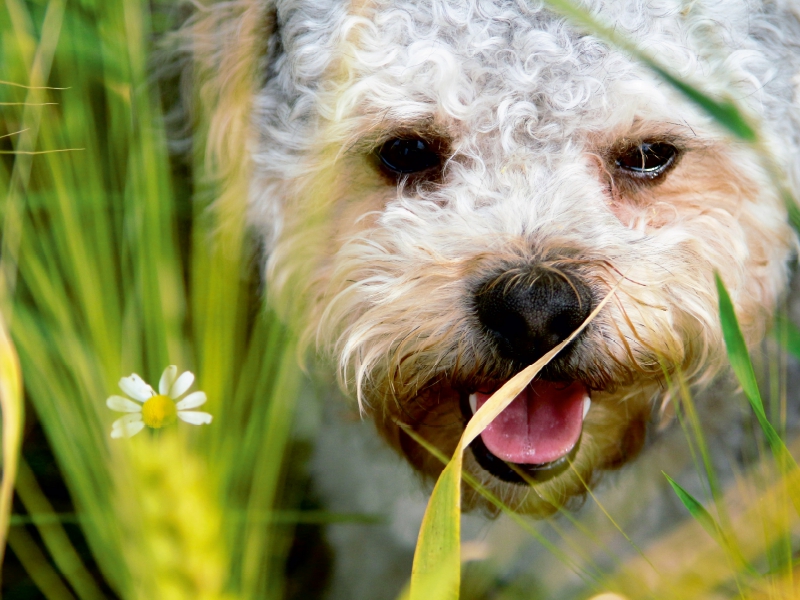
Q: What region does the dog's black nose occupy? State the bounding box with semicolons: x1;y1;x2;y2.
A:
474;268;592;364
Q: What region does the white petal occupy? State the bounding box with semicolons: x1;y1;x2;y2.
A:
175;391;207;410
118;374;154;402
169;371;195;399
159;366;178;396
177;411;212;425
124;421;145;437
111;413;143;429
106;395;143;412
111;418;145;439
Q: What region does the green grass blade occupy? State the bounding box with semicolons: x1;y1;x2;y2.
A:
786;197;800;235
716;274;788;454
539;0;757;142
774;314;800;361
715;273;764;413
1;0;66;314
664;472;725;546
15;459;105;600
539;0;800;243
6;527;75;600
716;273;800;519
664;472;758;578
664;472;766;594
644;65;756;142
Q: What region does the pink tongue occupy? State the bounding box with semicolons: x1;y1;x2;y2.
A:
476;380;588;464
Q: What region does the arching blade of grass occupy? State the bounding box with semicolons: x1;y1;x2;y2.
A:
715;274;800;510
400;423;614;600
399;421;600;586
409;281;622;600
409;459;462;600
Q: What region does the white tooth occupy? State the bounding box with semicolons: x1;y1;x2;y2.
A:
469;393;478;415
583;396;591;420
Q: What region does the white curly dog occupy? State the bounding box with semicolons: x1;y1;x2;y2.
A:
186;0;800;515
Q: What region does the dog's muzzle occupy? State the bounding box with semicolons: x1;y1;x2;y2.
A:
466;266;594;483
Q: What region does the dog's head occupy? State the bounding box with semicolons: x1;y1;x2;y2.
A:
192;0;799;513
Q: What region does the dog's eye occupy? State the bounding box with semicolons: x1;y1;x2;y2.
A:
376;137;442;175
615;142;679;180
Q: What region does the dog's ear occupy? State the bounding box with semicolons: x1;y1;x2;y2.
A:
168;0;282;180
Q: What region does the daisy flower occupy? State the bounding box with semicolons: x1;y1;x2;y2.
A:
106;366;212;438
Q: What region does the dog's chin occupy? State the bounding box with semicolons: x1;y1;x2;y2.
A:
377;372;651;515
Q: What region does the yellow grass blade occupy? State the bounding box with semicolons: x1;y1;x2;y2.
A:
0;309;23;572
0;79;68;89
410;456;464;600
410;278;623;600
399;421;602;583
462;279;623;449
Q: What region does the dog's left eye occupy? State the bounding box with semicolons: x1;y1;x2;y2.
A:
376;137;442;175
615;142;679;180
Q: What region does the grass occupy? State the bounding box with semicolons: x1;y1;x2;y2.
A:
0;0;304;597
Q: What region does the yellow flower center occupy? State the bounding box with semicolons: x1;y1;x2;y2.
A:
141;394;177;429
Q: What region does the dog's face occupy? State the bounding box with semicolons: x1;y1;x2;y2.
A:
238;0;799;513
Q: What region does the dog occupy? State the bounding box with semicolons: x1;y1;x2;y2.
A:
183;0;800;516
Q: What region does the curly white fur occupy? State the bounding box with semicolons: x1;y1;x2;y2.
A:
184;0;800;513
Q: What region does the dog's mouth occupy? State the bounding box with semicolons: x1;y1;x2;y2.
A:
460;379;590;484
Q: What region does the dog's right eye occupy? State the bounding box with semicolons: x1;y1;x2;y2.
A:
614;142;679;180
376;137;442;175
